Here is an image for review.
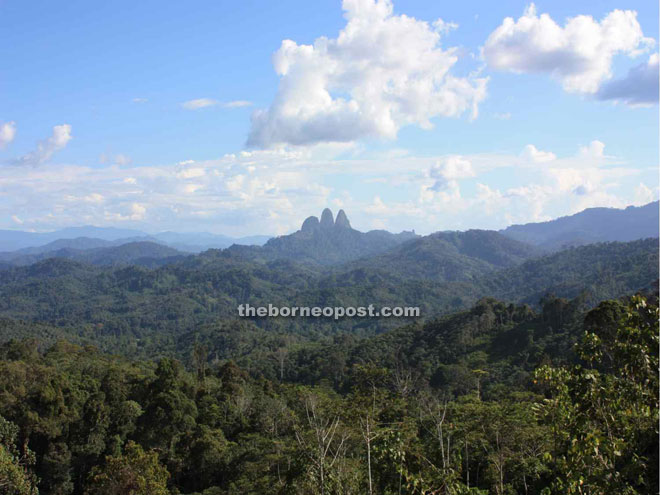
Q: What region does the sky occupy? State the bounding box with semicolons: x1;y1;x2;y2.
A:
0;0;658;236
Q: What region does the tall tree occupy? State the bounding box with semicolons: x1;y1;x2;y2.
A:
535;295;659;494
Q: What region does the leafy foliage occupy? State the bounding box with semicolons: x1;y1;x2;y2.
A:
0;293;655;494
535;296;659;494
0;239;655;358
84;441;169;495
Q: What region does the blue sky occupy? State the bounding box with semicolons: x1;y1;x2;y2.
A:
0;0;657;235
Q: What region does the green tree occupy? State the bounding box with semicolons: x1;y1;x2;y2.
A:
0;415;38;495
535;295;659;494
85;441;169;495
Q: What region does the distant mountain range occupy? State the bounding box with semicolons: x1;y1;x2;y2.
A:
0;227;270;252
500;201;658;250
0;240;187;267
0;200;656;359
0;202;656;269
0;235;655;346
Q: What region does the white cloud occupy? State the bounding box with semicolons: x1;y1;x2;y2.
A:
634;182;659;205
132;97;148;103
0;138;652;235
181;98;220;110
597;53;659;106
106;202;147;222
365;196;388;214
0;122;16;149
483;4;654;94
247;0;488;148
521;144;556;163
433;19;459;35
544;141;636;202
130;203;147;220
11;215;23;225
13;124;72;166
224;100;252;108
84;193;105;203
420;160;464;204
182;98;253;110
176;167;206;179
427;156;475;191
578;139;605;159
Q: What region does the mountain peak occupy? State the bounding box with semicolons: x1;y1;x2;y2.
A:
301;216;320;232
320;208;334;229
335;209;351;229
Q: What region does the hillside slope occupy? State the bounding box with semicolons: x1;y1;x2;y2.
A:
501;201;659;249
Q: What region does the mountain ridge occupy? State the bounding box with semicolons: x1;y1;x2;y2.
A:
500;201;659;250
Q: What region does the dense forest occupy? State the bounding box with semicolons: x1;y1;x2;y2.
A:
0;237;655;358
0;207;658;494
0;293;657;494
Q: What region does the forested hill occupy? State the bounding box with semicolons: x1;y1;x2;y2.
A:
341;229;540;281
0;237;655;357
0;292;656;494
501;200;659;250
0;208;657;494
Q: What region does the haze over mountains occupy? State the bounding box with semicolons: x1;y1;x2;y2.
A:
500;201;659;250
0;226;270;253
0;202;656;270
0;202;656;351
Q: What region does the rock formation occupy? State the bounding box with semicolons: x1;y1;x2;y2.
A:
320;208;334;229
301;216;320;232
335;209;351;229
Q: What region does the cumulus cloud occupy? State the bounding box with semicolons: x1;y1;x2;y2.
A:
247;0;488;148
365;196;388;214
176;167;206;179
634;182;659;205
572;183;595;196
428;156;475;191
578;139;605;159
597;53;659;106
0;138;652;235
0;122;16;149
13;124;72;166
521;144;556;163
106;203;147;222
544;140;638;203
0;148;337;234
483;4;654;94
